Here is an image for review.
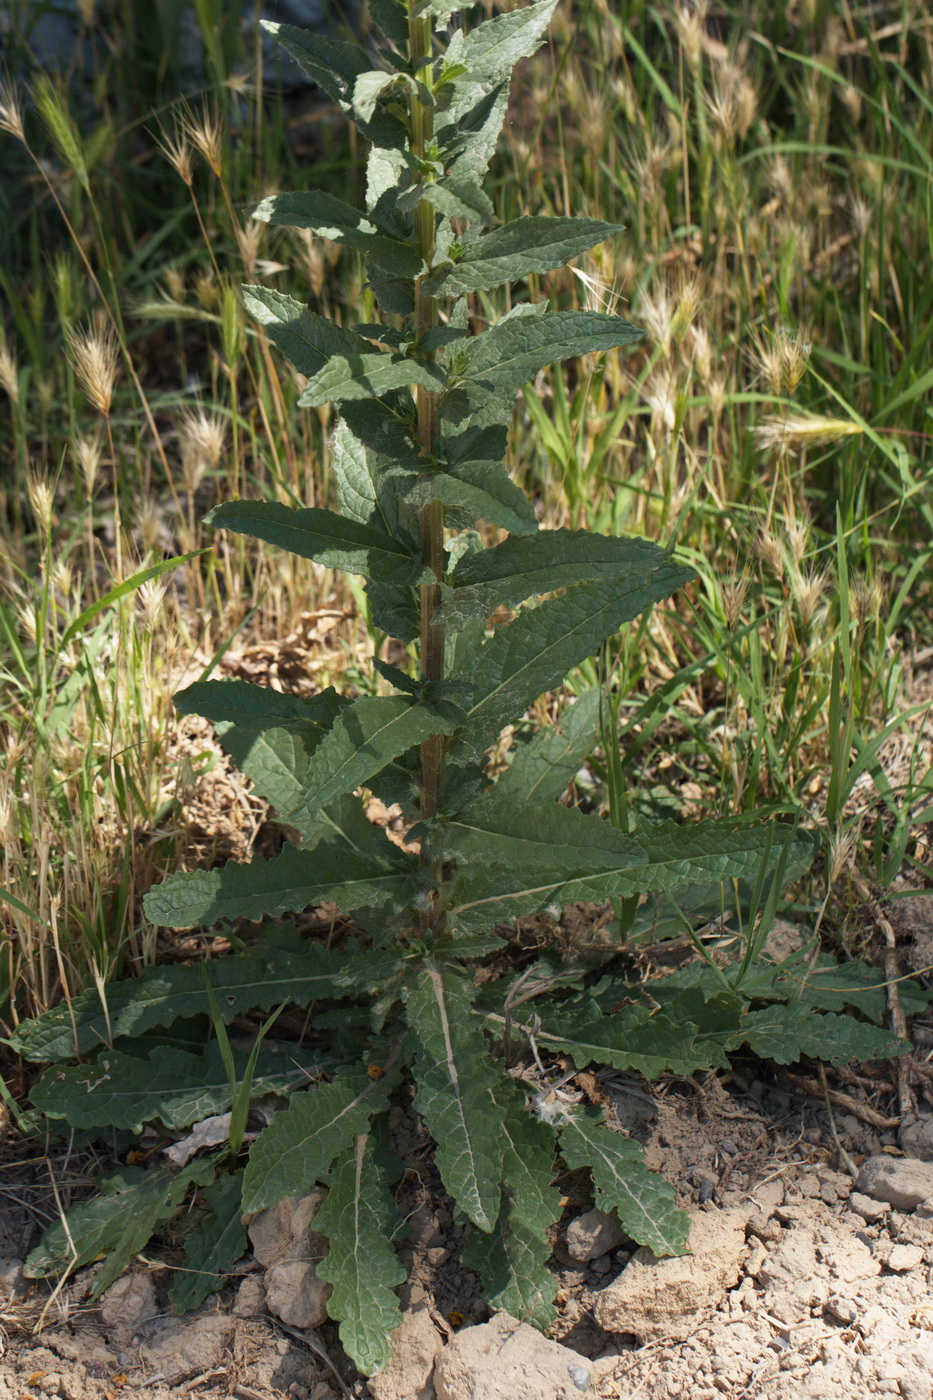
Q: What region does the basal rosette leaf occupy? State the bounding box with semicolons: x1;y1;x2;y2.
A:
9;933;342;1062
735;1002;909;1065
30;1039;328;1133
405;961;504;1231
243;1072;395;1212
462;1086;561;1328
559;1109;690;1258
529;1000;722;1078
315;1135;407;1374
170;1170;248;1312
143;840;417;930
25;1158;219;1294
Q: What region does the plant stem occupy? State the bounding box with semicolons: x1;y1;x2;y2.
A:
409;4;445;835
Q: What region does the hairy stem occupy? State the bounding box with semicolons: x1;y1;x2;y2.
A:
409;4;445;839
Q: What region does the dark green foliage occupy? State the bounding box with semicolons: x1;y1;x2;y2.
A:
17;2;911;1376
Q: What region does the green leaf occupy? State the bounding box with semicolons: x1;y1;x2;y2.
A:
340;398;424;470
418;176;495;225
440;798;813;932
365;580;420;643
426;217;623;296
439;529;684;627
243;1072;393;1211
170;1170;248;1312
403;461;538;537
735;1002;909;1066
462;1088;560;1328
260;21;369;104
253;191;422;276
10;933;343;1062
315;1135;407;1374
173;680;346;732
446;565;692;763
442;83;510;185
559;1109;690;1257
24;1158;218;1290
405;961;504;1231
59;550;207;650
30;1039;327;1133
205;500;423;586
241;285;370;378
533;1001;721;1078
143;839;417;930
456;0;560;87
291;694;464;820
494;688;599;805
449;309;645;423
300;350;446;409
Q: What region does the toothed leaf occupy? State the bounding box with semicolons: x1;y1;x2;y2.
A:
315;1135;407;1374
170;1170;248;1312
405;962;504;1230
559;1109;690;1257
426;217;623;296
253;191;422;276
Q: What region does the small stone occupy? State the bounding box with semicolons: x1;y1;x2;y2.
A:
590;1256;611;1275
856;1156;933;1211
746;1212;782;1243
848;1192;892;1223
233;1274;267;1317
247;1191;327;1267
820;1182;838;1206
797;1174;821;1199
886;1243;924;1272
566;1210;626;1263
369;1303;442;1400
899;1114;933;1162
99;1272;156;1334
140;1313;236;1384
265;1259;331;1329
916;1198;933;1220
434;1314;590;1400
593;1210;747;1343
825;1296;858;1325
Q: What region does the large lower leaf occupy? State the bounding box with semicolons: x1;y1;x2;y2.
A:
405;961;504;1231
30;1039;327;1133
735;1002;909;1065
243;1072;393;1212
10;931;342;1062
290;694;464;820
143;839;417;930
493;688;599;805
559;1109;690;1257
446;566;691;764
205;501;423;586
530;1000;722;1079
439;798;814;933
253;191;421;276
425;216;623;297
25;1158;218;1294
170;1170;248;1313
462;1089;561;1328
439;529;685;627
315;1135;407;1374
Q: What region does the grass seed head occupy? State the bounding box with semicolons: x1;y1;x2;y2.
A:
178;407;226;493
828;829;855;884
182;103;224;178
74;433;103;498
792;566;828;627
67;323;120;416
0;330;19;402
156;119;194;187
26;466;55;535
754;412;862;453
0;76;25;143
721;572;750;629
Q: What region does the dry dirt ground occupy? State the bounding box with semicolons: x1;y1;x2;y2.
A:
3;1037;933;1400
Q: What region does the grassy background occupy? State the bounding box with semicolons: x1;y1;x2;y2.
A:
1;0;931;1033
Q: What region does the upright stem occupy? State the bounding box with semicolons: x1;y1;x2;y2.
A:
409;6;446;832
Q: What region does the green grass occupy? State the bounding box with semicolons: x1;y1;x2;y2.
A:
0;0;931;1029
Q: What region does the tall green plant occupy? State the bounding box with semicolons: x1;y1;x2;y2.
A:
13;0;909;1377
